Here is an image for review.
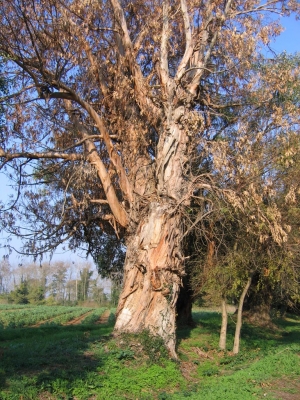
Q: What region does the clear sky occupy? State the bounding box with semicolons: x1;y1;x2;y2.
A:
269;15;299;53
0;12;299;266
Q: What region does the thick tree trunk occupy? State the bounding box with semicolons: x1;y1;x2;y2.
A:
176;275;194;327
114;118;189;358
219;298;228;350
233;275;252;354
114;202;184;358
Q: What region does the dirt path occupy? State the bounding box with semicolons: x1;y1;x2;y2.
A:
96;309;110;324
64;311;94;325
267;378;300;399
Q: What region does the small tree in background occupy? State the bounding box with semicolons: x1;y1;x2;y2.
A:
77;267;93;302
9;280;29;304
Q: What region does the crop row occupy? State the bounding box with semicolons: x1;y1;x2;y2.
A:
79;308;108;325
39;307;95;326
0;304;35;311
0;306;94;328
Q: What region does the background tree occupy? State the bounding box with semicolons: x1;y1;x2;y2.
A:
77;267;93;302
189;52;300;351
0;259;11;295
0;1;299;356
50;262;68;304
9;279;29;304
90;278;108;305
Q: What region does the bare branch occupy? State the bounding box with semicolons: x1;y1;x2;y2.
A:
160;0;170;89
232;0;282;17
0;85;36;102
84;137;129;227
188;0;233;96
0;148;82;162
90;199;109;204
175;0;193;82
110;0;133;52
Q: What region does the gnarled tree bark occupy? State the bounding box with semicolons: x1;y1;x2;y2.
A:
115;121;188;358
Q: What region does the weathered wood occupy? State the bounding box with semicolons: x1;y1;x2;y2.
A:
115;202;185;358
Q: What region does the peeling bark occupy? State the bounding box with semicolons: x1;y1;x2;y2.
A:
115;117;189;357
114;202;185;358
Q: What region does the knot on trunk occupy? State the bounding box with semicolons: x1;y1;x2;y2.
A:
150;266;163;291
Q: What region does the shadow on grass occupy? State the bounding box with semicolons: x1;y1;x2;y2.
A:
0;321;114;399
177;310;224;343
177;309;300;355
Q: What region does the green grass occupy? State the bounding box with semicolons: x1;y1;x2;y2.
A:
0;306;299;399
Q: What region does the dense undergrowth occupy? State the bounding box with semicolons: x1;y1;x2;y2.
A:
0;305;299;399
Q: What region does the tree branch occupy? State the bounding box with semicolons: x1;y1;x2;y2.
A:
109;0;161;125
84;137;129;227
0;148;82;162
187;0;233;96
175;0;193;82
160;0;170;89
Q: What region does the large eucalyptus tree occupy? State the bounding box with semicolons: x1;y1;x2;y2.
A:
0;0;299;356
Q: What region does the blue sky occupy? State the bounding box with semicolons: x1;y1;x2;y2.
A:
0;13;299;265
270;15;299;53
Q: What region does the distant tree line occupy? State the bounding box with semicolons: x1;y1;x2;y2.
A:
0;259;117;306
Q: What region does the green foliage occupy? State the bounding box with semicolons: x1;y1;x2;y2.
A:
80;308;107;325
110;281;122;307
0;305;93;329
77;267;93;302
112;330;169;364
94;235;125;282
50;265;67;302
8;279;46;305
8;281;30;304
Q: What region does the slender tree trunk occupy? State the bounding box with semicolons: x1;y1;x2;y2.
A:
233;275;253;354
219;297;228;350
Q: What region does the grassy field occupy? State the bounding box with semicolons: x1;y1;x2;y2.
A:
0;305;299;399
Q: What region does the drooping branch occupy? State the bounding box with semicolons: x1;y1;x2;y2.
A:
2;45;131;228
82;40;108;98
61;100;130;229
26;71;134;205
